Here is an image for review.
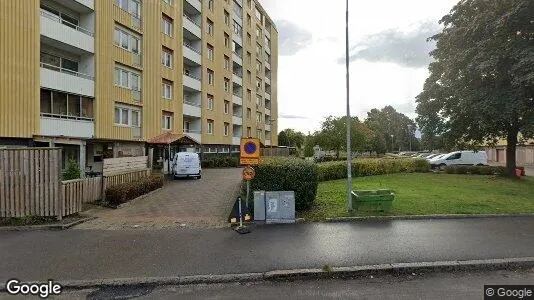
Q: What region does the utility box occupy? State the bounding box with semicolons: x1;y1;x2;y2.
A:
254;191;295;224
352;189;395;212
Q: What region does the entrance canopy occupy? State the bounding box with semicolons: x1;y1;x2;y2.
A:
147;132;200;145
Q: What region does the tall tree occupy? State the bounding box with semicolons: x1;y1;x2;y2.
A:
364;106;417;153
416;0;534;176
316;116;370;157
277;129;305;148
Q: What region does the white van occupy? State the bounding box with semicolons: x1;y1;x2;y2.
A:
171;152;202;179
429;150;488;169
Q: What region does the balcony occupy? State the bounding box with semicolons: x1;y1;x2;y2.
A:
232;52;242;66
183;44;201;65
41;63;94;97
40;9;94;53
183;100;202;118
265;139;271;146
265;60;271;70
232;137;241;145
265;76;271;85
265;108;271;116
185;0;202;13
183;73;202;92
233;33;243;46
265;92;271;100
74;0;94;10
183;14;201;39
232;116;243;126
40;115;94;138
183;129;202;143
265;46;271;55
232;73;242;86
264;124;271;131
232;93;243;106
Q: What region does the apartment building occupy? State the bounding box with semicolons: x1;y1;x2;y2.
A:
0;0;278;173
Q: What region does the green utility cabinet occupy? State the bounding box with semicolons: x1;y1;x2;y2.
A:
351;189;395;212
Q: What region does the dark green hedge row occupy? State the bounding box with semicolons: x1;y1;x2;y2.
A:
443;165;519;175
105;174;164;206
248;157;318;212
317;158;431;182
201;154;239;168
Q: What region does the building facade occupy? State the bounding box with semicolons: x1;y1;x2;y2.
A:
0;0;278;173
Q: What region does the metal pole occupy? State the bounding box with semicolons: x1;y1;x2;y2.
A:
345;0;352;211
238;197;243;227
246;179;250;209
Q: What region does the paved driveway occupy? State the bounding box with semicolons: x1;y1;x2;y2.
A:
76;168;243;229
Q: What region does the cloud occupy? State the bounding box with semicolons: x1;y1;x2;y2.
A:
337;21;440;68
279;113;309;119
276;19;313;56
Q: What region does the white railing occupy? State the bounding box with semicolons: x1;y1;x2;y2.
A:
184;129;201;133
233;51;243;58
183;13;201;27
233;71;243;78
183;99;201;107
40;9;94;36
183;42;201;54
40;113;94;121
40;62;94;80
183;71;201;81
233;113;243;118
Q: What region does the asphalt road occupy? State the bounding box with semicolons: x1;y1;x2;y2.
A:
1;217;534;283
4;269;534;300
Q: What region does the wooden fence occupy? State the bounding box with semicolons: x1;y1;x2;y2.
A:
103;156;148;176
0;148;62;218
104;168;151;189
61;177;102;208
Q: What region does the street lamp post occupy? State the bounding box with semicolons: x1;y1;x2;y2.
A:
345;0;353;211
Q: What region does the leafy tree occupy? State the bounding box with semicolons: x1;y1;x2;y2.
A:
63;156;81;180
278;130;289;147
315;116;370;157
303;134;316;157
277;129;305;148
365;106;417;153
416;0;534;176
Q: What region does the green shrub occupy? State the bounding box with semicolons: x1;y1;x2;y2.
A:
467;166;481;174
455;165;469;174
201;154;239;168
249;157;318;212
444;165;507;176
444;165;457;174
105;174;164;206
63;157;81;180
317;158;430;182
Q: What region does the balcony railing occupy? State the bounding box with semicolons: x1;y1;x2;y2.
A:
183;42;201;54
233;113;243;118
183;70;201;81
233;71;243;78
40;9;94;36
183;99;201;107
183;13;200;27
233;51;243;58
232;91;243;97
40;112;94;121
40;62;94;80
184;129;201;133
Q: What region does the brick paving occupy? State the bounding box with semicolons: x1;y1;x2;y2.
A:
75;168;243;230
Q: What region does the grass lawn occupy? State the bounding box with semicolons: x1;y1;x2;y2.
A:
300;173;534;221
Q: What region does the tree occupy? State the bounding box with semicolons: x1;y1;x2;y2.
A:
278;130;289;147
416;0;534;176
303;134;316;157
63;156;81;180
277;129;305;148
315;116;370;157
364;106;417;153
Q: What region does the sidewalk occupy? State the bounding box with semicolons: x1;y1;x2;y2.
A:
1;217;534;283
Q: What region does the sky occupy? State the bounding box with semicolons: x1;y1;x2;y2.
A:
259;0;460;134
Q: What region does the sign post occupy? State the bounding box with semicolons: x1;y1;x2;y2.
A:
240;138;260;208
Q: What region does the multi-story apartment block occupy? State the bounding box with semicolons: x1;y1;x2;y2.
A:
0;0;278;173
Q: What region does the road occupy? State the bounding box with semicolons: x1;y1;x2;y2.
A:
3;268;533;299
1;217;533;283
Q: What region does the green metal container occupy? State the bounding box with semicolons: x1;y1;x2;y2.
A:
352;189;395;212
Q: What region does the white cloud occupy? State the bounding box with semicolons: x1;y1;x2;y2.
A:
260;0;459;134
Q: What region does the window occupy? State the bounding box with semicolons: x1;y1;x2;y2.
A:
256;26;262;38
254;5;262;21
162;0;172;5
224;55;230;70
224;77;230;92
247;33;251;45
246;108;251;119
246;13;251;26
224;122;230;136
207;119;214;134
224;10;230;26
264;36;271;48
161;47;173;68
162;112;173;130
246;52;251;64
233;20;242;36
207;94;214;110
256;94;262;107
247;89;251;101
114;0;141;17
224;33;230;48
224;100;230;114
257;129;262;139
162;15;173;36
207;18;214;36
40;89;94;119
256;60;262;72
247;70;251;83
447;153;462;160
114;106;140;127
256;43;262;57
207;69;214;85
208;0;213;11
247;127;252;137
40;52;79;73
207;43;214;60
114;66;141;91
162;80;172;99
256;77;262;91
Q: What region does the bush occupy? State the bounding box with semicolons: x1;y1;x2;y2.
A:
105;174;164;206
316;158;430;182
443;165;507;176
455;165;469;174
201;154;239;168
63;157;81;180
248;157;318;212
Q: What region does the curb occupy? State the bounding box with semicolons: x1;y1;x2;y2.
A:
324;213;534;222
2;257;533;291
0;217;96;232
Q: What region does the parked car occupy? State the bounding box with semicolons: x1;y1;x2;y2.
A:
425;153;442;161
172;152;202;179
429;150;488;169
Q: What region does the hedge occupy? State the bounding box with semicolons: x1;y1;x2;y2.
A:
317;158;431;182
201;154;239;168
248;157;318;212
105;174;164;206
444;165;508;175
